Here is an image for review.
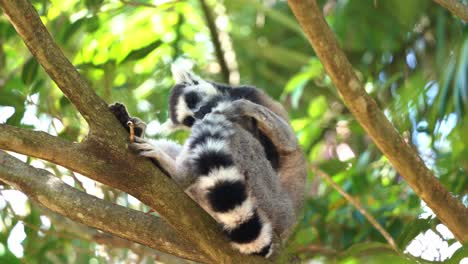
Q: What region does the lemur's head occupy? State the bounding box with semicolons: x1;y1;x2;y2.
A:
160;62;226;133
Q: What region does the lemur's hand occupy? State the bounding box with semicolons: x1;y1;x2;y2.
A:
109;102;147;138
129;137;161;160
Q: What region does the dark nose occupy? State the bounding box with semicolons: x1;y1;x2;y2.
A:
194;105;213;119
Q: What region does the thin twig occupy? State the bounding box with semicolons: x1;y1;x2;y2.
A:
127;120;135;143
199;0;230;83
308;164;399;252
295;244;337;255
119;0;180;9
432;0;468;21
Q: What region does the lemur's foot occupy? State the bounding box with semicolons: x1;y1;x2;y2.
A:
129;137;163;160
109;102;147;137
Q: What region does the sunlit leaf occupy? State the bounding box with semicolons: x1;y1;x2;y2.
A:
21;58;39;86
396;217;436;248
120;40;163;64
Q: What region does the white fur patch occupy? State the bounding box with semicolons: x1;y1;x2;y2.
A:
190;138;228;157
203;112;228;123
192;124;232;139
197;166;243;189
216;199;255;230
175;96;193;124
184;83;219;96
212;101;232;113
171;61;219;95
231;213;273;256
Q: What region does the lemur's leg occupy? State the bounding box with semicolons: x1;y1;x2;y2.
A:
216;99;298;153
109;103;146;137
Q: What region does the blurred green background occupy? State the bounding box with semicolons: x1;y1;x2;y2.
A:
0;0;466;263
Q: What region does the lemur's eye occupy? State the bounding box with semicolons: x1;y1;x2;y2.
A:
182;116;195;127
184;92;200;109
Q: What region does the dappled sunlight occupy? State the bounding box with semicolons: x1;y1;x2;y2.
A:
0;0;466;262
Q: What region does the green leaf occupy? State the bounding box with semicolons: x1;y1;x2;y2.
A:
6;104;25;126
437;56;456;118
339;242;410;264
85;0;104;11
0;242;21;264
21;58;39;85
455;38;468;104
121;40;162;64
396;217;436;248
308;96;327;118
63;17;86;42
446;244;468;264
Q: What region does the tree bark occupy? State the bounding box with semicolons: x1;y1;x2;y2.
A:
433;0;468;21
0;0;270;262
288;0;468;243
0;151;208;263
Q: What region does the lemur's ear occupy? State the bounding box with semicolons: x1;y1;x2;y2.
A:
171;59;199;85
171;59;219;95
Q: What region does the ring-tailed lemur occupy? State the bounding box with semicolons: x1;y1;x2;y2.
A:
163;63;306;216
111;103;277;256
109;64;307;257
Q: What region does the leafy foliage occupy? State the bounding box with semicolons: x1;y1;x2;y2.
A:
0;0;466;263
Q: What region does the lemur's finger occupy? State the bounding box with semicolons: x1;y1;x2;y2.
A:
129;142;155;152
139;150;160;159
133;136;147;143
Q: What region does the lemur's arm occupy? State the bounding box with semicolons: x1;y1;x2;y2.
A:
109;103;180;177
217;99;298;153
130;137;179;177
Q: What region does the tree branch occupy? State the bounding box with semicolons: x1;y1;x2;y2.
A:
433;0;468;21
199;0;231;83
0;151;209;263
19;208;187;263
309;165;398;251
288;0;468;243
0;0;120;135
0;124;80;166
119;0;177;9
0;126;270;263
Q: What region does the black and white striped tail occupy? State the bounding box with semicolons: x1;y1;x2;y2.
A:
187;112;273;257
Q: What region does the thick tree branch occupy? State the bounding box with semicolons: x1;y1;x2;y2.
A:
0;127;270;263
0;0;119;135
25;208;191;263
0;151;209;263
288;0;468;242
0;124;80;166
433;0;468;21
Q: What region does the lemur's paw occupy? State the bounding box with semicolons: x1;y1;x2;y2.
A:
109;103;146;137
109;102;131;127
129;137;161;159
